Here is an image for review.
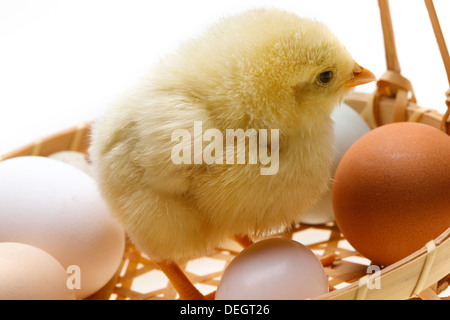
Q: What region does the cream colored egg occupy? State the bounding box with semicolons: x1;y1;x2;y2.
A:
216;238;328;300
0;156;125;299
49;151;93;176
0;242;75;300
300;103;370;225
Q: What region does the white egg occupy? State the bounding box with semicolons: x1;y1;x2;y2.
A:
0;242;75;300
49;151;92;176
300;103;371;225
215;238;328;300
0;156;125;299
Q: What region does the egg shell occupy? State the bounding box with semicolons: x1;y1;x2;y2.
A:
332;122;450;266
215;237;328;300
300;103;370;225
49;151;93;176
0;156;125;299
0;242;75;300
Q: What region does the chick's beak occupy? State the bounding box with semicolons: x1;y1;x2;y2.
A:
343;63;376;88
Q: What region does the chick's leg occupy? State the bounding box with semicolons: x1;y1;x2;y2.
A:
156;260;204;300
233;234;254;248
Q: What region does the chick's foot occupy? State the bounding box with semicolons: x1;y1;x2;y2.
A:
156;260;204;300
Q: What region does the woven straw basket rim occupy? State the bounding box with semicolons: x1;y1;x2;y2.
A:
1;91;449;300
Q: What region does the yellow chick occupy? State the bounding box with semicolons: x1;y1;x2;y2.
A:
89;8;375;299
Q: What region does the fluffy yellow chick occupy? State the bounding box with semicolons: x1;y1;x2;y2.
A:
89;8;375;299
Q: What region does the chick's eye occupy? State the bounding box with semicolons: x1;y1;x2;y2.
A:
318;71;333;85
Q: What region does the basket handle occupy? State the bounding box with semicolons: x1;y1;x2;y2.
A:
378;0;400;73
367;0;417;127
364;0;449;133
424;0;450;134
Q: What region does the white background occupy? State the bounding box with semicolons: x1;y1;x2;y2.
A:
1;0;449;155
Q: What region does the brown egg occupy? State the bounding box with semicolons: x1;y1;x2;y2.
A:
332;122;450;266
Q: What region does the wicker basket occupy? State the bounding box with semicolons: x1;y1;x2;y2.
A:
1;0;449;300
